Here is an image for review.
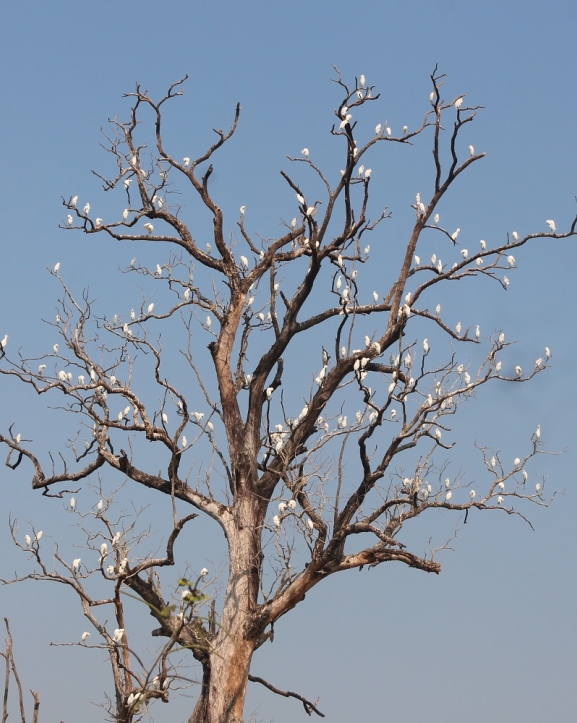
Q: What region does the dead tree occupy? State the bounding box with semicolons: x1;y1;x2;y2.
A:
1;67;574;722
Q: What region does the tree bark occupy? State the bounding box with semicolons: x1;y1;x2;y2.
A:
189;494;264;723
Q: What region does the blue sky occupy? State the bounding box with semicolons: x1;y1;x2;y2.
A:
0;2;576;722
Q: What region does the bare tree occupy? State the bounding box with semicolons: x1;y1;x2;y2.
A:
1;67;574;722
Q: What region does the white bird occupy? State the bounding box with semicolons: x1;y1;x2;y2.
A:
403;125;408;134
71;196;78;207
273;515;280;527
545;346;551;358
266;387;273;400
25;534;31;546
70;497;76;510
81;632;90;642
451;228;460;242
301;148;309;157
498;481;505;490
97;500;103;511
130;309;136;321
455;97;464;109
386;127;392;136
446;491;452;501
434;213;440;225
535;483;541;493
469;145;474;156
73;558;81;572
480;239;486;250
469;490;476;499
67;214;73;225
240;255;248;268
364;245;370;254
183;157;190;167
365;168;372;178
143;222;154;234
278;501;287;514
423;339;429;353
113;628;124;643
414;255;420;265
455;322;461;334
375;123;382;134
497;496;504;505
54;262;61;273
181;435;188;449
359;74;365;87
95;218;102;227
430;91;435;103
296;193;305;206
123;178;131;190
156;264;162;276
288;499;296;510
205;316;212;328
1;334;7;349
123;208;129;220
162;413;168;424
546;219;556;232
373;291;379;303
515;366;522;377
130;257;137;267
461;249;468;260
240;206;245;215
475;325;480;339
147;302;155;314
83;203;90;215
507;255;515;266
35;531;43;541
100;543;107;557
512;231;518;241
514;457;521;466
307;518;314;530
535;425;541;439
200;567;208;577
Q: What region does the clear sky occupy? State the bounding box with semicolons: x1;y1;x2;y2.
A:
0;2;575;722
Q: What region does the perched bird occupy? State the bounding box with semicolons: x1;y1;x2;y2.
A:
375;123;382;134
512;231;518;241
301;148;309;157
240;255;248;268
460;249;468;260
469;145;474;156
451;228;460;243
67;214;73;225
515;366;522;377
70;196;78;207
143;222;154;234
429;91;435;103
54;262;61;273
73;558;81;572
83;203;90;215
181;435;187;449
475;325;480;339
507;255;515;266
38;364;46;374
480;239;486;250
423;339;429;353
240;206;245;215
403;125;408;134
200;567;208;576
455;97;464;109
205;316;212;328
81;632;90;642
95;218;102;227
359;74;365;88
113;628;124;643
70;497;76;510
1;334;7;348
546;219;556;232
183;157;190;167
469;490;476;499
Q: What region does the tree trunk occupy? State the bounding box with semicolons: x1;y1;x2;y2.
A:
189;494;264;723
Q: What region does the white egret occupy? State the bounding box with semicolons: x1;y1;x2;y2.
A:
451;228;460;242
546;219;556;232
480;239;486;249
512;231;518;241
435;428;442;440
495;361;502;372
162;413;168;424
266;387;273;400
359;74;365;87
446;491;452;501
240;255;248;268
296;193;305;205
364;244;370;254
97;500;103;511
130;257;137;267
37;363;46;375
183;157;190;166
35;531;43;541
515;366;522;377
507;255;515;266
73;558;81;572
403;125;408;134
113;628;124;643
83;203;90;215
184;288;191;301
535;425;541;439
100;542;107;557
240;205;245;215
498;332;505;344
475;325;480;339
545;346;551;358
54;262;60;273
0;334;8;349
123;323;131;336
123;178;131;190
147;302;155;314
156;264;162;275
414;255;420;265
455;97;463;109
95;218;102;227
422;339;429;353
373;291;378;303
469;145;474;156
81;632;90;642
386;127;392;136
375;123;381;134
436;304;441;315
461;249;468;259
301;148;309;157
71;196;78;207
307;518;314;530
514;457;521;466
391;409;397;419
497;496;504;505
431;253;436;265
143;222;154;234
365;168;372;178
503;276;510;285
429;91;435;102
287;499;296;510
272;515;280;527
123;208;129;220
67;214;73;225
25;534;31;547
70;497;76;510
130;309;136;321
434;213;440;225
181;435;188;449
535;483;541;493
469;490;476;499
200;567;209;577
